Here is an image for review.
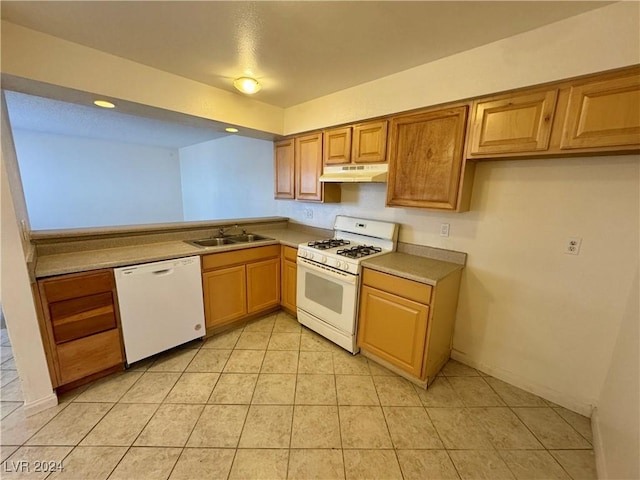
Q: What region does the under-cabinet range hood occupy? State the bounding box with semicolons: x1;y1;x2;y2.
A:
319;164;388;183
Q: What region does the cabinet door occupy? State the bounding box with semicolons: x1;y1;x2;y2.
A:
203;265;247;328
468;89;558;155
352;120;388;163
247;258;281;314
323;127;352;165
281;258;297;314
295;133;324;201
561;72;640;149
274;139;295;199
357;285;428;378
386;106;468;210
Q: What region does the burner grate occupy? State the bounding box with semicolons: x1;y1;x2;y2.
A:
308;239;350;250
336;245;382;258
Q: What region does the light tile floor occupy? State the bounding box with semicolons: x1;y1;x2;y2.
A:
0;313;597;479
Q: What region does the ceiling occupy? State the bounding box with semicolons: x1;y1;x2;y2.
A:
4;91;229;148
1;1;610;108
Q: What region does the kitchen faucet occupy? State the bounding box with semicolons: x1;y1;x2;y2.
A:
216;224;239;237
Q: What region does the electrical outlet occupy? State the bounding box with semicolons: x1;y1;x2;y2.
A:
440;223;450;237
565;237;582;255
303;208;313;219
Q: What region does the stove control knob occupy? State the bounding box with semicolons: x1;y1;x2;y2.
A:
309;253;314;260
336;261;342;269
321;256;327;264
300;251;307;258
344;263;350;271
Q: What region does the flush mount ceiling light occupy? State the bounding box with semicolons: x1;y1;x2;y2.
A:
93;100;115;108
225;127;239;133
233;77;261;95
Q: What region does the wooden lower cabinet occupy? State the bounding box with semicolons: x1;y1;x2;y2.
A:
56;329;122;385
280;246;298;315
37;269;124;388
357;267;462;384
203;265;247;328
358;285;428;378
247;258;280;313
202;245;281;330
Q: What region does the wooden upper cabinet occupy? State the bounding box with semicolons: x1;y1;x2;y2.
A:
323;127;352;165
274;139;295;199
561;72;640;150
352;120;388;163
386;106;469;211
295;133;324;201
468;89;558;155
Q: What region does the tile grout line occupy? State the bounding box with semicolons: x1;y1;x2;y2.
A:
464;363;583;480
104;341;203;479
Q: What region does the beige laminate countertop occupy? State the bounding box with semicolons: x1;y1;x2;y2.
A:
35;228;319;278
362;252;463;286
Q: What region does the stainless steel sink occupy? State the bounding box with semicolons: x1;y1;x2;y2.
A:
187;237;236;247
186;233;273;248
227;233;273;243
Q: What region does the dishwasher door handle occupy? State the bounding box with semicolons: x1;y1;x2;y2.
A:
152;268;173;276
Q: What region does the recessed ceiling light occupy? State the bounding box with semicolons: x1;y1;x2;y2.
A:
225;127;239;133
233;77;261;95
93;100;115;108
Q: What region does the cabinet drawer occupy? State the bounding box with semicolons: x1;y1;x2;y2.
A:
41;270;114;303
362;269;432;305
202;245;280;270
57;329;123;385
49;292;117;344
282;245;298;262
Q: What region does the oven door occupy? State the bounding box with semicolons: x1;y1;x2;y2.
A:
296;257;358;333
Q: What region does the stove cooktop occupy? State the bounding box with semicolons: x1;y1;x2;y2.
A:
307;239;350;250
336;245;383;258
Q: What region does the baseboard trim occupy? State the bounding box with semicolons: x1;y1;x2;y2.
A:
591;407;607;480
450;350;594;416
23;392;58;417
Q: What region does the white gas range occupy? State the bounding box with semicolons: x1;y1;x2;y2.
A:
296;216;399;353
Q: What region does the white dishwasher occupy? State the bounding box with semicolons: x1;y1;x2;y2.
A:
114;256;205;364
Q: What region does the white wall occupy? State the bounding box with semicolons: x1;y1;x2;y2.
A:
179;135;278;221
1;93;56;414
13;130;184;229
593;270;639;480
274;0;640;420
284;2;640;134
277;155;640;415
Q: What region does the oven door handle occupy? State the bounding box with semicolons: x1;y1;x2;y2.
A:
297;257;358;285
